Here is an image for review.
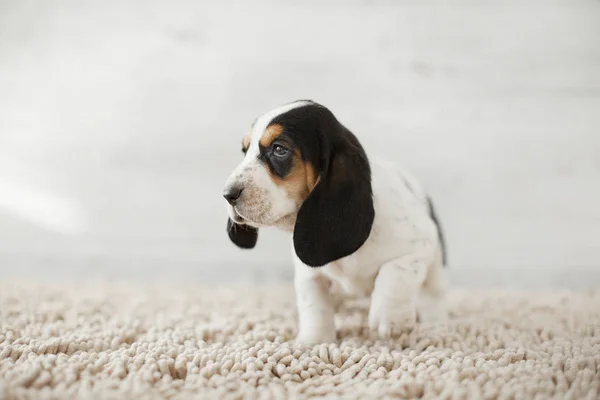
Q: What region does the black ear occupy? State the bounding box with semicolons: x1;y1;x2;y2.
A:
292;127;375;267
227;218;258;249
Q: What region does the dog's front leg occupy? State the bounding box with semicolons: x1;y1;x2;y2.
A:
293;260;336;344
369;252;430;339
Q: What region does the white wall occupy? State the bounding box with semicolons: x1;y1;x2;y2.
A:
1;0;599;285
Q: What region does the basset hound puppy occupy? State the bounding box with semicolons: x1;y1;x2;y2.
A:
223;100;448;344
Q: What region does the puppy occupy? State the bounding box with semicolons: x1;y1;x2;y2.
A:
223;100;447;344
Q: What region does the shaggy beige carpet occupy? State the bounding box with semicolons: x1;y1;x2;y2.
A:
1;282;599;400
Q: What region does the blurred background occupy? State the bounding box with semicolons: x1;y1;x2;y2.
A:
1;0;599;288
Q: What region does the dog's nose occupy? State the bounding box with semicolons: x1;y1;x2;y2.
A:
223;186;243;205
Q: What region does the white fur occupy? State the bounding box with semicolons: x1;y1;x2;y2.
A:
224;100;310;227
293;157;447;343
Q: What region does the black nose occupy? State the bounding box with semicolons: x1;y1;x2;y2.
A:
223;186;243;205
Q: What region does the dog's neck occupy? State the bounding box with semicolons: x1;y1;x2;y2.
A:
274;213;297;232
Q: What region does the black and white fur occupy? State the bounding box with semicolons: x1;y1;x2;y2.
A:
223;100;448;344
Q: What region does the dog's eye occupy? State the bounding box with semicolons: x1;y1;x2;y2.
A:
272;145;290;158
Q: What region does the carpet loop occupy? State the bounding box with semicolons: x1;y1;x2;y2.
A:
1;282;599;399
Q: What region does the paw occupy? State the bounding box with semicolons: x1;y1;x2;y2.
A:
368;301;417;339
295;328;336;345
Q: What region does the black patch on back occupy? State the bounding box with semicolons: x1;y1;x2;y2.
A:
427;196;447;266
271;101;376;267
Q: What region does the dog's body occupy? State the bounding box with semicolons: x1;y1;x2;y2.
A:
292;156;447;343
224;100;447;344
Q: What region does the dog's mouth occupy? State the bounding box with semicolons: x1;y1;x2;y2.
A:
230;205;292;229
232;214;245;224
230;208;245;224
231;206;255;226
231;207;266;229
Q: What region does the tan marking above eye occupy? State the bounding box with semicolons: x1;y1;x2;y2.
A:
259;123;284;148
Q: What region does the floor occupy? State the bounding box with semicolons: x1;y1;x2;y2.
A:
2;281;599;398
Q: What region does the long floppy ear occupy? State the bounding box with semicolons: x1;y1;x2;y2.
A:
227;218;258;249
292;128;375;267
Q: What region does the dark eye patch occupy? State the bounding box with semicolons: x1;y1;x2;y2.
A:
258;136;296;178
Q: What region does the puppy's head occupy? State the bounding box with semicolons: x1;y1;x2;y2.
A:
223;100;375;267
